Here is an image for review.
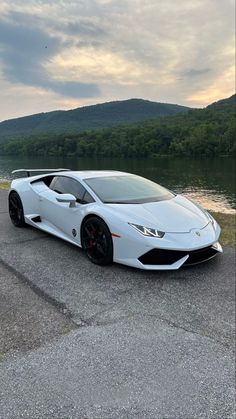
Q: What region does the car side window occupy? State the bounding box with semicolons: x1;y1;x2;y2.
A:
42;175;55;187
50;176;94;204
83;190;95;204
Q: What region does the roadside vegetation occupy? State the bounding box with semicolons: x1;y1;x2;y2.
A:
210;212;236;247
0;181;10;190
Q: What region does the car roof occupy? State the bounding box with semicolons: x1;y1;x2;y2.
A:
18;170;131;184
64;170;131;181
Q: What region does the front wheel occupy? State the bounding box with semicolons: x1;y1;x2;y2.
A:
81;216;113;265
9;191;26;227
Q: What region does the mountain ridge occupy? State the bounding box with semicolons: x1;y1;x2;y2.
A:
0;93;234;158
207;93;235;108
0;98;190;141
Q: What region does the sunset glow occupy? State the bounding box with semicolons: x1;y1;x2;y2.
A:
0;0;235;120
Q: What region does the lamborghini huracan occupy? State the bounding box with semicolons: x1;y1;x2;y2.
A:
8;169;222;270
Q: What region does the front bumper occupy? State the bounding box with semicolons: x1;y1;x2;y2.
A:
138;242;222;267
114;242;222;270
112;221;222;270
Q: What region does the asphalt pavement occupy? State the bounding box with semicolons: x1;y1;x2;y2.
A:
0;262;76;356
0;189;235;418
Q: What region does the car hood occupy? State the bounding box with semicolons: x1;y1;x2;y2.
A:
107;195;209;233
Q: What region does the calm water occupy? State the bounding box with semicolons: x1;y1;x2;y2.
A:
0;156;235;213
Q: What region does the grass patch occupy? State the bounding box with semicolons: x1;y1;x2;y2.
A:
210;212;236;247
0;181;10;190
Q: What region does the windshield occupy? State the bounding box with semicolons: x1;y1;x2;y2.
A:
84;175;175;204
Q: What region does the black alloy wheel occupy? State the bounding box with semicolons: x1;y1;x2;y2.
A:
9;191;26;227
81;216;113;265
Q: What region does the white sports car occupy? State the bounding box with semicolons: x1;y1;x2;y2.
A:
8;169;222;270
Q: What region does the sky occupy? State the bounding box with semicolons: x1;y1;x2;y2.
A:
0;0;235;121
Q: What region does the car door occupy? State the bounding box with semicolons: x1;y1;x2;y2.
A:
39;176;94;243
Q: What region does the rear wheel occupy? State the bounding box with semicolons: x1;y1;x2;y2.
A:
9;191;26;227
81;216;113;265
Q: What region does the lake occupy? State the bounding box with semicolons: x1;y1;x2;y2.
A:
0;155;235;214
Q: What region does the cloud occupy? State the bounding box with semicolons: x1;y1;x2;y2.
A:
0;16;100;98
0;0;234;120
181;69;211;78
49;81;99;98
56;20;106;37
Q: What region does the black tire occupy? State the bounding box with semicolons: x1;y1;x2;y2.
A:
9;191;26;227
81;216;113;265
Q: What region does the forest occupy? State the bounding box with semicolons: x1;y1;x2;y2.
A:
0;96;235;158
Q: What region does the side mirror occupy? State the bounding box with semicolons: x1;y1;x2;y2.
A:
56;193;76;208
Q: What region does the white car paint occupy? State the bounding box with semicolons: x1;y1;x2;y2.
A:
9;170;222;270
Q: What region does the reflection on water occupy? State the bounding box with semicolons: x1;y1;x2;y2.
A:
0;155;235;214
182;190;235;215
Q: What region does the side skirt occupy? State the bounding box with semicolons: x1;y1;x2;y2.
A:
25;215;82;248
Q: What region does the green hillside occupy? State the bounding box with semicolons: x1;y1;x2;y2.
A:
0;94;235;158
0;99;190;141
208;94;236;107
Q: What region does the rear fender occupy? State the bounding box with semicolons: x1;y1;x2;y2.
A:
9;179;41;215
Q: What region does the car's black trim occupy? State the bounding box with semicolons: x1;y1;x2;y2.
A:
103;195;174;204
138;246;219;266
31;216;41;223
31;176;54;186
183;246;219;266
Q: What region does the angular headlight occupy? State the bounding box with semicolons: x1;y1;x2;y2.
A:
129;223;165;238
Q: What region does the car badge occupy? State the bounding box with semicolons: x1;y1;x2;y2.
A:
196;231;201;237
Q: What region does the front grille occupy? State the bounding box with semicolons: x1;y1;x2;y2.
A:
183;246;218;266
138;246;218;266
138;249;187;265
